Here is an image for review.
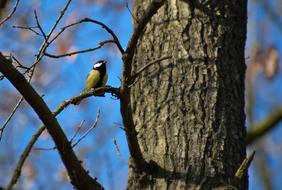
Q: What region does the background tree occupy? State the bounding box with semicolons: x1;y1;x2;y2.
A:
0;0;281;190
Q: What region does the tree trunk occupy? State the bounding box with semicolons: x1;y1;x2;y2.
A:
128;0;247;189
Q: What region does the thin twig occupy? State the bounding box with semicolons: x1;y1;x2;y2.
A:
0;96;24;141
113;135;128;164
131;55;172;79
113;137;122;156
45;40;116;58
0;55;29;141
34;10;47;39
34;110;99;150
82;18;124;54
126;1;138;24
12;25;42;36
11;55;29;70
33;146;56;151
48;21;83;44
70;120;85;144
32;0;72;67
33;120;85;151
49;18;125;54
72;110;100;148
0;0;20;27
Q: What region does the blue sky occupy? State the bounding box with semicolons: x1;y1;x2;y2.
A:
0;0;282;189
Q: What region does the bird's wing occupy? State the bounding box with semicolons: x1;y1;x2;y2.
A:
85;70;100;91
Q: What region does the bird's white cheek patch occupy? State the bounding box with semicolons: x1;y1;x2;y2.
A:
94;62;103;68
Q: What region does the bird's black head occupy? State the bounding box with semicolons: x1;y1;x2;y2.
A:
93;60;107;72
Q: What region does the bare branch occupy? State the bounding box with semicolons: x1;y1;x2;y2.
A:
0;56;28;141
1;0;73;142
0;57;27;142
45;40;116;58
247;106;282;145
72;110;100;148
49;18;125;54
33;146;56;151
81;18;124;54
0;0;20;27
34;10;47;39
70;86;121;105
6;86;119;189
113;137;122;156
13;25;42;36
34;116;98;150
0;53;104;190
126;1;138;24
48;21;83;44
0;97;23;141
11;55;29;70
70;120;85;144
32;0;72;67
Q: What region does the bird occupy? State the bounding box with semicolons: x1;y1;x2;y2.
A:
85;60;108;96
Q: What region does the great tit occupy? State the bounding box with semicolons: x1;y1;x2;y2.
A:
85;60;108;96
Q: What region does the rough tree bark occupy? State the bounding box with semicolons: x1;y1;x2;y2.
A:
128;0;247;189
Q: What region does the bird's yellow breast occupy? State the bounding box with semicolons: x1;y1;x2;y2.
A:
85;70;108;91
85;70;100;91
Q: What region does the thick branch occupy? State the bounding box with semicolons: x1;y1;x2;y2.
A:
247;107;282;145
6;86;119;189
119;0;166;171
0;53;104;190
59;86;120;106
